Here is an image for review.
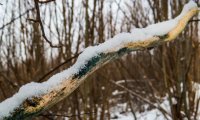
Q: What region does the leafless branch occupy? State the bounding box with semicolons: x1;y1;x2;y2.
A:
0;7;35;30
0;72;19;88
26;18;39;23
38;0;55;4
34;0;61;48
37;53;81;82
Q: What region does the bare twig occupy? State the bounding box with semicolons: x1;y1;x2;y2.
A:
26;18;39;23
38;0;55;4
0;72;19;88
34;0;61;48
37;53;81;82
0;7;35;30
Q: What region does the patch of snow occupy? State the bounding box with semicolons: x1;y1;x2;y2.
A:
136;109;169;120
110;82;200;120
112;90;126;96
172;98;177;105
115;80;134;84
101;86;105;90
110;99;171;120
111;112;134;120
192;82;200;119
0;1;198;119
65;117;69;120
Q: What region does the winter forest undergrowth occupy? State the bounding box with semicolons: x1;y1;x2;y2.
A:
0;0;200;120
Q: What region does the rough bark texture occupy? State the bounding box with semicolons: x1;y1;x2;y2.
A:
2;7;199;120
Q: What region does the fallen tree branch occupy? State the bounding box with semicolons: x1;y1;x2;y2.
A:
0;1;199;120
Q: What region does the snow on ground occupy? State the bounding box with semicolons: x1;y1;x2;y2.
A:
67;82;200;120
0;1;198;119
110;99;171;120
64;100;171;120
109;82;200;120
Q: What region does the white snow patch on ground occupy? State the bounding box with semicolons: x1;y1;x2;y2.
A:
136;98;171;120
65;82;200;120
109;82;200;120
110;99;171;120
0;1;198;119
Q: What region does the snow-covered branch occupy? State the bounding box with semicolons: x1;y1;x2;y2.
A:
0;1;199;120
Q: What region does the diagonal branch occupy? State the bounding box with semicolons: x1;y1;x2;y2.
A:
0;7;35;30
37;53;81;82
0;2;199;120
